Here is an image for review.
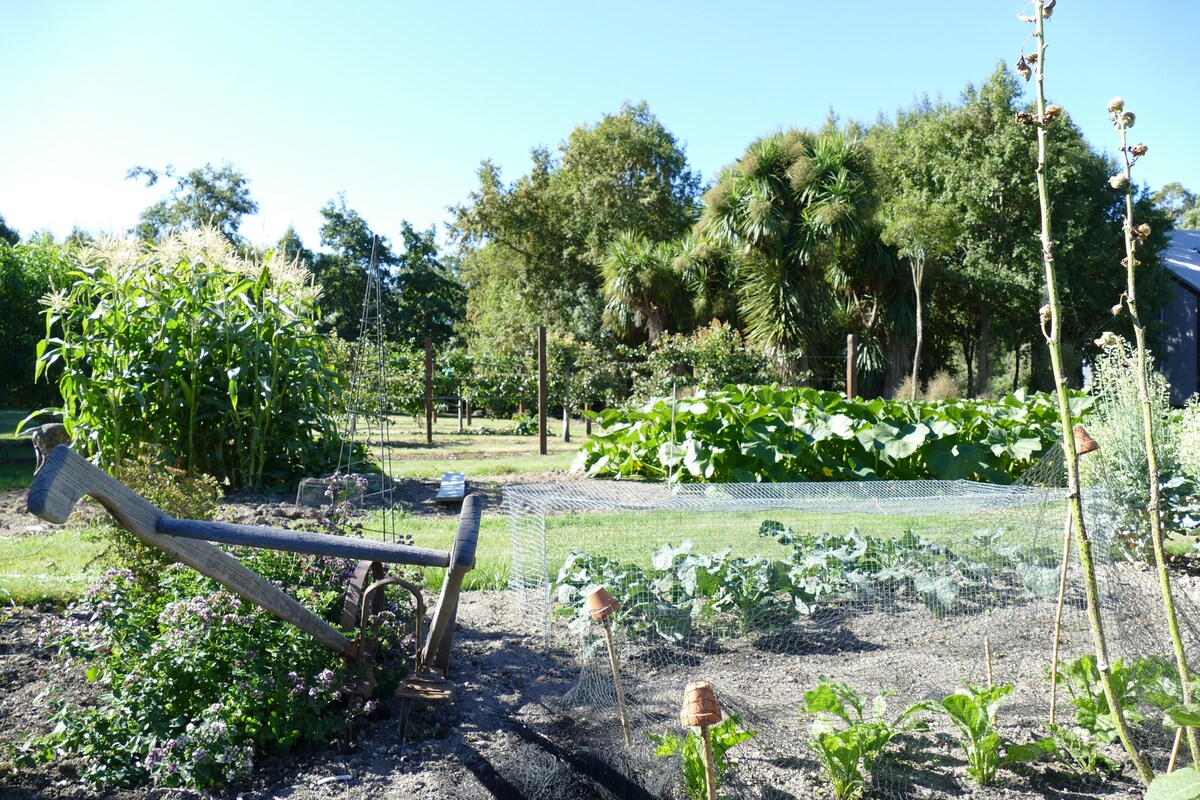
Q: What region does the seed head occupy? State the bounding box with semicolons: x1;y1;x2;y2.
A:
1044;104;1063;122
1111;303;1123;317
1120;111;1136;128
1109;173;1129;190
1016;56;1032;81
1107;96;1125;113
1136;223;1152;242
1095;331;1120;348
1040;305;1052;324
1015;111;1036;126
1025;52;1039;64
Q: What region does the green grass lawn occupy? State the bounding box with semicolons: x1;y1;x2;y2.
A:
357;413;586;479
0;408;37;491
0;528;108;607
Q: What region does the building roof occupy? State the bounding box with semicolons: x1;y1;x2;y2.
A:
1165;229;1200;294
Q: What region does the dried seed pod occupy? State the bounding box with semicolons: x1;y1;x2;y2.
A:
1121;111;1136;128
1025;52;1039;64
1111;303;1123;316
1044;104;1063;122
1039;305;1052;324
1016;57;1032;81
1120;256;1142;268
1094;331;1120;348
1108;96;1125;113
1130;143;1148;157
1109;173;1129;190
1137;223;1152;240
1015;111;1036;125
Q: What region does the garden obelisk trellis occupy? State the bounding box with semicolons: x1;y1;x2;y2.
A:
336;235;400;540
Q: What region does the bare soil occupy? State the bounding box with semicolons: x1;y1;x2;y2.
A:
0;482;1154;800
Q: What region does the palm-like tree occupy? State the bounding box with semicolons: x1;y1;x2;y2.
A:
600;231;689;344
696;129;877;378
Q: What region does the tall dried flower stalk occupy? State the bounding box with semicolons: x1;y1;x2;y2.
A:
1018;0;1153;784
1108;96;1200;766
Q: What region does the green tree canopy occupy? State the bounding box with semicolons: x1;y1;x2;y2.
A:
0;213;18;246
694;127;878;378
869;64;1172;394
1153;182;1200;229
126;162;259;244
451;101;700;347
391;221;464;347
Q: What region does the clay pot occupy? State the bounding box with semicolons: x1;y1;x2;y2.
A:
585;586;620;621
1073;425;1099;455
680;681;723;728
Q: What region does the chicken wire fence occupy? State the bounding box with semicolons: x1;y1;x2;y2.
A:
500;459;1200;799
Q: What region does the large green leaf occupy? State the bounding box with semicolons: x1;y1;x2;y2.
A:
1147;767;1200;800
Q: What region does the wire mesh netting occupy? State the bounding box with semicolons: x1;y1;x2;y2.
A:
501;456;1198;798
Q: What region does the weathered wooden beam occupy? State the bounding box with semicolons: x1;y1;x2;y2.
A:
28;447;352;656
157;517;451;568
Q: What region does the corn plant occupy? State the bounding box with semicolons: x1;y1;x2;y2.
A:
804;677;931;800
31;229;344;490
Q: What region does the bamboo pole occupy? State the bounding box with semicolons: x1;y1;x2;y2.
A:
681;681;721;800
586;586;631;746
1050;425;1099;726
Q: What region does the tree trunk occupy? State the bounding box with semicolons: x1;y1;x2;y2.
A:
977;312;991;397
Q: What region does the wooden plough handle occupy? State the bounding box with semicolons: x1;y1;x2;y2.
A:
27;446;481;668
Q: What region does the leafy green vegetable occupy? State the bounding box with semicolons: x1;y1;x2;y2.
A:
935;683;1013;786
803;677;930;800
649;714;757;800
574;386;1087;483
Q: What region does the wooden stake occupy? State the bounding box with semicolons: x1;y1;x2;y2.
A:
537;326;547;456
846;333;858;400
586;586;631;746
699;724;717;800
984;636;994;689
1170;725;1184;773
424;338;433;445
1049;513;1073;726
602;616;632;747
680;681;722;800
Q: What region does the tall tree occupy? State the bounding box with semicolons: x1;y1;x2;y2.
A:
451;101;700;347
1152;182;1200;229
310;196;397;339
869;65;1172;395
126;162;259;244
390;221;464;347
695;128;878;379
600;231;690;344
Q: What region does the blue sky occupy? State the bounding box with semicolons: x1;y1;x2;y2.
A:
2;1;1196;251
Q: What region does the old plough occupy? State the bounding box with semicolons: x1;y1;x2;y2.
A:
26;446;479;734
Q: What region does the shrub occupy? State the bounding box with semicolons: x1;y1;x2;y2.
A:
23;546;412;789
34;229;344;490
0;234;76;406
101;449;223;580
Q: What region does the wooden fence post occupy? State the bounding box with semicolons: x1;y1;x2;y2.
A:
424;337;433;444
846;333;858;400
538;326;548;456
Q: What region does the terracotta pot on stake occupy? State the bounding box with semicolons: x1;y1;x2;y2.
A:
585;586;632;746
1049;425;1100;725
680;681;722;800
